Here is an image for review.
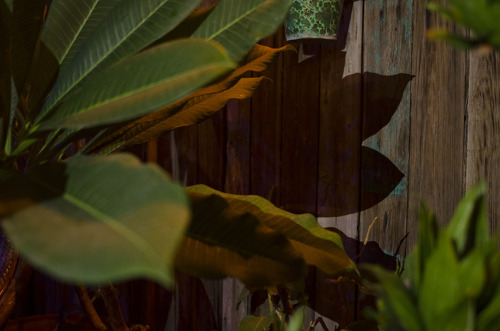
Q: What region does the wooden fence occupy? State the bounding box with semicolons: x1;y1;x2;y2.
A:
12;0;500;330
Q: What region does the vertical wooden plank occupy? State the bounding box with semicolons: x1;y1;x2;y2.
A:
408;0;468;248
250;32;284;205
196;109;226;330
278;29;321;330
222;97;251;330
157;127;199;185
360;0;413;254
466;52;500;235
280;44;320;214
315;1;362;328
195;3;227;323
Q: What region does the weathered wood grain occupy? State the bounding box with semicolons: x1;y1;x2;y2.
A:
196;110;226;329
279;32;321;330
222;97;252;330
360;0;413;256
408;0;468;248
280;42;320;215
466;52;500;235
250;33;284;205
314;1;363;329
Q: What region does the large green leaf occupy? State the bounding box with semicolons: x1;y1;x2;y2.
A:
41;0;202;115
37;39;235;130
86;44;293;153
193;0;292;61
177;185;356;286
0;153;189;287
41;0;121;67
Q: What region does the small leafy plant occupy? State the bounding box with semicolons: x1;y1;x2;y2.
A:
364;182;500;331
427;0;500;50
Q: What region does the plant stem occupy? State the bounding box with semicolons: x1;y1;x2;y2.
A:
74;285;108;331
100;283;129;331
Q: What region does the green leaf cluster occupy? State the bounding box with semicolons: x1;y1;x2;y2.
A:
0;0;298;286
365;182;500;331
0;0;356;295
427;0;500;50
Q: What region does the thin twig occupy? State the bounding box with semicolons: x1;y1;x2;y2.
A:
74;285;108;331
355;217;378;262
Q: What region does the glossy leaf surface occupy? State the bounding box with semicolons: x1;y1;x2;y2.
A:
193;0;292;61
1;153;189;287
41;0;201;113
38;39;235;129
176;185;356;286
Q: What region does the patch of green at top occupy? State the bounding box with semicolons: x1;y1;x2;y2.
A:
285;0;344;40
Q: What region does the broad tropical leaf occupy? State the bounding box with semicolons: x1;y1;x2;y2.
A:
41;0;122;67
0;153;189;287
176;187;307;286
114;77;265;148
86;44;293;153
37;39;235;129
41;0;202;114
177;185;356;286
193;0;292;61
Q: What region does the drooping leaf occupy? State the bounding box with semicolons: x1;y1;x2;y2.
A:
0;153;190;287
193;0;292;61
118;77;265;147
178;185;356;286
176;188;307;286
41;0;202;114
237;315;273;331
38;39;235;130
86;44;293;153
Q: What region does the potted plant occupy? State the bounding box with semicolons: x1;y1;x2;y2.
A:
284;0;345;40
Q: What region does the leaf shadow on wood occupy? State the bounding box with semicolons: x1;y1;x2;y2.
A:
310;227;399;327
285;24;412;217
